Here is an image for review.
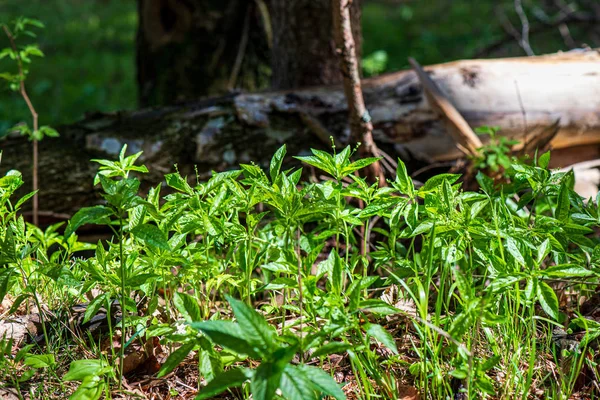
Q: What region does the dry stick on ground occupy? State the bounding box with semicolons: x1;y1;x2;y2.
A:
2;25;39;226
332;0;384;185
408;58;483;158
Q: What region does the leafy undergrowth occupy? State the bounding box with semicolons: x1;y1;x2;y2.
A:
1;144;600;399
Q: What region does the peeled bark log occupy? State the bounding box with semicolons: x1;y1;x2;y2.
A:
2;50;600;218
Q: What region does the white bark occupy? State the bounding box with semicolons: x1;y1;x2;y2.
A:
362;49;600;159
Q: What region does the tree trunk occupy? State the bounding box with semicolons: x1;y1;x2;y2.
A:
270;0;362;89
332;0;382;182
3;51;600;219
136;0;271;106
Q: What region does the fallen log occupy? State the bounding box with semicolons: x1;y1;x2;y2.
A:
1;50;599;218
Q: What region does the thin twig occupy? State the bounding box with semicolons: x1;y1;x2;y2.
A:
515;0;535;55
411;161;456;178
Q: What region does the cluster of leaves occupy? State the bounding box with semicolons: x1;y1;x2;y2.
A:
1;143;600;399
472;126;520;173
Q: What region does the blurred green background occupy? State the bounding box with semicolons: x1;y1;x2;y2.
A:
0;0;595;131
0;0;137;133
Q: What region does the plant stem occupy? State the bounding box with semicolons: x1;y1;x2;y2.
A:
296;228;304;362
118;216;126;389
32;139;38;226
362;218;370;295
246;239;252;305
282;229;290;332
17;264;49;349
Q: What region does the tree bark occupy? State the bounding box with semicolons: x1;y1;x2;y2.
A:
271;0;362;89
136;0;271;106
332;0;382;181
2;50;600;219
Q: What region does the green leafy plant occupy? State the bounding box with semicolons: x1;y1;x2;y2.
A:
1;139;599;399
1;17;59;226
191;296;345;400
473;125;519;173
65;145;149;387
362;50;388;77
63;359;113;400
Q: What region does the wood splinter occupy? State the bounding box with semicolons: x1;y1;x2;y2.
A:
409;57;483;157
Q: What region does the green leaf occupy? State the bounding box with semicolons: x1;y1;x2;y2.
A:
18;369;35;383
64;359;109;381
420;174;460;193
312;342;353;358
23;18;45;28
198;337;223;381
441;178;454;210
195;368;252;400
395;158;414;195
261;262;295;274
536;239;551;265
542;264;593;278
562;223;594;235
476;171;494;194
165;173;193;194
0;268;13;305
23;43;44;57
190;320;259;358
524;278;536;301
489;274;523;293
294;153;335;177
39;126;59;138
280;365;318;400
359;299;399;315
14;190;37;210
412;221;433;237
555;180;570;222
318;250;344;295
83;293;108;324
24;353;55;369
227;296;275;354
505;237;525;266
157;341;195;378
65;206;113;239
357;198;397;218
537;281;559;320
173;292;202;322
335;146;351;169
251;362;282;400
342;157;381;177
0;227;17;266
297;365;346;400
538;151;551;169
98;176;140;209
131;224;170;251
270;145;286;182
365;323;398;354
251;346;295;400
69;376;105;400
